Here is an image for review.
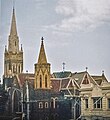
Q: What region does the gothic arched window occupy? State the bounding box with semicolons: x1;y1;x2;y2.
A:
45;102;48;108
40;75;42;88
19;65;21;73
39;102;43;108
45;75;47;88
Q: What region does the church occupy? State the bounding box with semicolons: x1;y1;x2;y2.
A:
1;6;110;120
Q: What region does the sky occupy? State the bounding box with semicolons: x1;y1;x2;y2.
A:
0;0;110;81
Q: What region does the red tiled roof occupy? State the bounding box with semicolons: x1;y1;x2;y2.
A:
51;79;61;92
17;73;34;87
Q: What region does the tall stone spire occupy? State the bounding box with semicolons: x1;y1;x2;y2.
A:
8;7;19;52
38;37;47;64
10;7;17;36
4;7;23;78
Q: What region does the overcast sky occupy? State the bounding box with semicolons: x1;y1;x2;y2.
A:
0;0;110;80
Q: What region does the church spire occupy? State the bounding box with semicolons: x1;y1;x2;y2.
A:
38;37;47;64
4;7;23;78
10;7;17;36
34;37;51;89
8;7;19;52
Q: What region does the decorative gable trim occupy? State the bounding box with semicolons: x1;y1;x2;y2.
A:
81;73;90;85
82;74;89;84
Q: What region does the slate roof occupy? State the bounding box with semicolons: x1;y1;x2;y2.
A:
91;74;108;85
72;71;87;85
71;71;98;86
61;78;70;88
33;89;61;101
52;71;72;78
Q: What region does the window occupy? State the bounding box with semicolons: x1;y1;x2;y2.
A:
45;75;47;88
93;97;102;109
45;102;48;108
51;101;54;108
19;65;21;73
15;41;16;46
108;98;110;109
39;102;43;108
85;99;88;109
40;75;42;88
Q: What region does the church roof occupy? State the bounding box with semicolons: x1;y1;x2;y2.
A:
51;79;61;93
52;71;72;78
92;74;108;85
17;73;34;87
37;37;47;64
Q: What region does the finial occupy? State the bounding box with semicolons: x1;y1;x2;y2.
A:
41;37;44;41
62;62;65;72
86;67;88;72
102;70;104;76
41;37;44;45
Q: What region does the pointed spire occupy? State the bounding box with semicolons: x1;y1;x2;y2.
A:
38;37;47;64
10;7;17;36
8;7;19;52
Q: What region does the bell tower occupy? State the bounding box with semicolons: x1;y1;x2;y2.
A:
34;37;51;89
4;8;23;77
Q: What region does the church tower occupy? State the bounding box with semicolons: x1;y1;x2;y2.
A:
34;37;51;89
4;8;23;77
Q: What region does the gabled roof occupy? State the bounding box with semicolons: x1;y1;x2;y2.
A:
92;74;108;85
16;73;34;87
72;71;98;87
52;71;72;78
72;71;87;85
51;77;80;95
61;78;70;88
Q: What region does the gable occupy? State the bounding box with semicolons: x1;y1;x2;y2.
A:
82;74;89;84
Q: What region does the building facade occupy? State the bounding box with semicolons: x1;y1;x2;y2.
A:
1;6;110;120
